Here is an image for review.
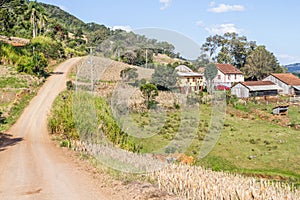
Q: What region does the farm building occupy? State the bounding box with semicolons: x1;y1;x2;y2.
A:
213;64;244;88
175;65;204;94
263;73;300;95
231;81;283;98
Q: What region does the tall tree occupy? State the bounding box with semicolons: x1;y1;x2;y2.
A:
202;33;256;69
26;1;47;38
151;65;178;90
193;52;211;69
204;63;218;94
240;45;284;80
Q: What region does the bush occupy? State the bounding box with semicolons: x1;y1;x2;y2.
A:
16;56;34;74
66;80;74;90
31;36;65;59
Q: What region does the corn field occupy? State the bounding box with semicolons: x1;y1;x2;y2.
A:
153;164;300;200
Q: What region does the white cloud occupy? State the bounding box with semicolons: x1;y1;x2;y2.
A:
112;25;133;32
196;20;204;27
208;4;245;13
205;24;242;35
209;1;216;7
160;0;171;10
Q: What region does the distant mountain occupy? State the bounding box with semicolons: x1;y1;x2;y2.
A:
285;63;300;73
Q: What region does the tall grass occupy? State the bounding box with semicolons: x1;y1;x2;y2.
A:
48;90;140;151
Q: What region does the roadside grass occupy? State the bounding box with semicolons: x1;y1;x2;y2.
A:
0;90;37;131
0;77;27;88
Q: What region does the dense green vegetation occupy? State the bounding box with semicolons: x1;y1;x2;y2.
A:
48;90;141;152
0;0;183;76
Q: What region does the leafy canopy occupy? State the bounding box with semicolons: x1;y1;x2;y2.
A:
151;65;178;90
202;32;256;69
241;45;284;80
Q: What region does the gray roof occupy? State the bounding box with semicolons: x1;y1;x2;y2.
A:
175;65;193;72
177;71;203;77
293;86;300;91
247;85;282;91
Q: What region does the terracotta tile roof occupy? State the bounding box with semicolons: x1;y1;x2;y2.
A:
271;73;300;86
217;64;242;74
242;81;276;86
0;35;29;47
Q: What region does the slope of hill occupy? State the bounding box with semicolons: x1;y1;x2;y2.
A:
286;63;300;73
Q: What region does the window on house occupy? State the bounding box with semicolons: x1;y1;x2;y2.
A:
228;75;231;80
218;75;221;79
235;74;237;79
187;78;190;82
193;78;195;82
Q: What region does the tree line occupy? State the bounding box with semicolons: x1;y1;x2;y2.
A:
199;32;284;81
0;1;285;80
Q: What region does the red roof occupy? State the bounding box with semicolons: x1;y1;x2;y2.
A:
242;81;276;86
271;73;300;86
216;64;242;74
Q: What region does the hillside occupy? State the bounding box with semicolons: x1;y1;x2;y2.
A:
286;63;300;73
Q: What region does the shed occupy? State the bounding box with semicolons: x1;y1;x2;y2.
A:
263;73;300;95
273;105;289;115
231;81;283;98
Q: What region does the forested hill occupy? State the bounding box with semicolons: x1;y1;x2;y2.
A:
0;0;177;56
285;63;300;74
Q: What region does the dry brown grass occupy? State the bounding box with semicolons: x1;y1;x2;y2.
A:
153;164;300;200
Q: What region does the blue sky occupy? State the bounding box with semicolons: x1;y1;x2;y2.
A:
38;0;300;65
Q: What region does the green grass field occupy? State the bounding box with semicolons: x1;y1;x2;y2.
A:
128;102;300;184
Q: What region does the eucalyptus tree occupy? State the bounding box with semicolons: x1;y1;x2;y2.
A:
202;33;256;69
241;45;284;80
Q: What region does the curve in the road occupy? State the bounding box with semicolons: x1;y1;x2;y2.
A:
0;58;109;200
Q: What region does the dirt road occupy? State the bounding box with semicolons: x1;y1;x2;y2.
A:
0;58;109;200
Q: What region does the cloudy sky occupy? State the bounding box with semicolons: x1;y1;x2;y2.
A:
39;0;300;65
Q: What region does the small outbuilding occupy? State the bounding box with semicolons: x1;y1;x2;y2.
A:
231;81;283;98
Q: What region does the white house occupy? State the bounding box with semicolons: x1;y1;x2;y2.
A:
213;64;244;87
175;65;204;94
231;81;283;98
263;73;300;96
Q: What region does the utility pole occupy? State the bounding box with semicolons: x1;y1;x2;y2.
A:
145;48;148;68
87;47;95;92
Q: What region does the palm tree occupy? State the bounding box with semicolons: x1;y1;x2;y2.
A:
26;1;47;38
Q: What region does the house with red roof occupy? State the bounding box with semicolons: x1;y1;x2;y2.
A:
213;64;244;88
263;73;300;95
231;81;283;98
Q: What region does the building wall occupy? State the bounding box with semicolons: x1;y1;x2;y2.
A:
178;76;204;94
213;71;244;87
263;76;290;94
231;83;249;98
